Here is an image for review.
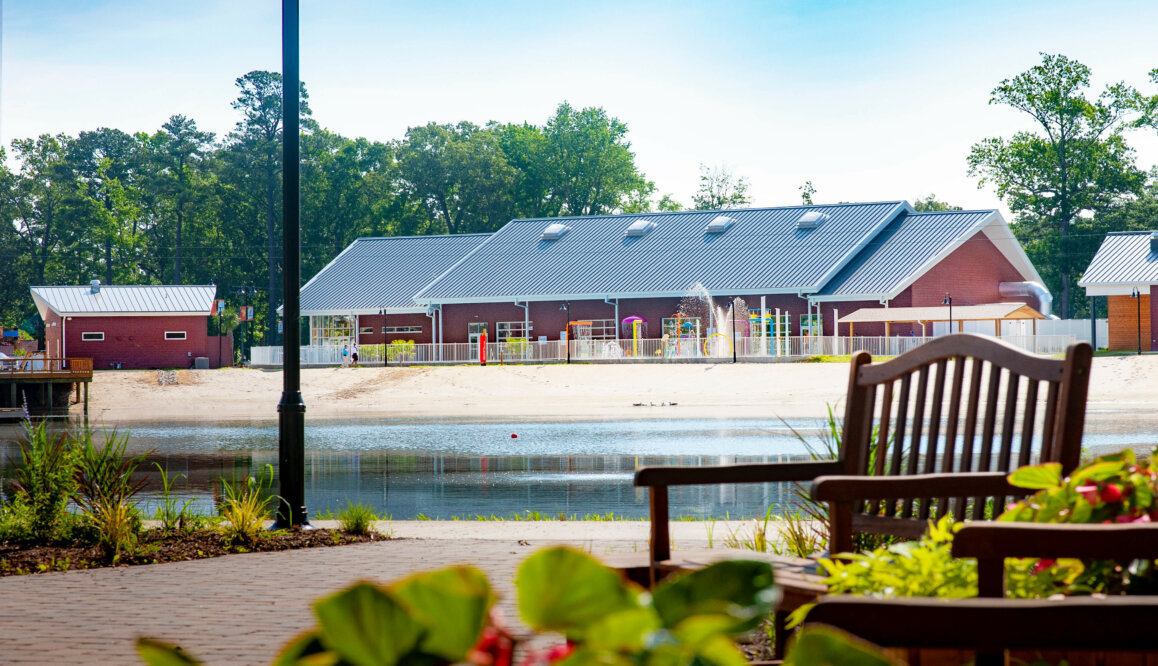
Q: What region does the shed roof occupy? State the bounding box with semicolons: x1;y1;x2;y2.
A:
298;233;492;315
30;285;217;317
837;303;1045;324
817;210;998;298
414;202;907;303
1078;231;1158;289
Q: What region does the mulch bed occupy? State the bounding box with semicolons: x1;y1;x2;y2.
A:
0;528;377;576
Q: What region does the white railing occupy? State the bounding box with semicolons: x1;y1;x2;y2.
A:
250;333;1078;367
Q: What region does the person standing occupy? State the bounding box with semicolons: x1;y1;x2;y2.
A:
351;343;360;367
342;344;350;368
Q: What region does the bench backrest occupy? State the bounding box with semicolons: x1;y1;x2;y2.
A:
839;334;1092;526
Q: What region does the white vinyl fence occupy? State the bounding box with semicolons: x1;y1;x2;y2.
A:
250;334;1077;367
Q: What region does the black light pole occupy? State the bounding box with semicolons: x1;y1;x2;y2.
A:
942;294;953;336
1132;288;1142;355
275;0;308;529
731;298;737;363
559;302;571;364
381;308;388;367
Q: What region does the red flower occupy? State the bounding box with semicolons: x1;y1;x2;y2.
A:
1100;483;1123;503
546;643;575;663
1031;558;1056;575
1076;485;1099;504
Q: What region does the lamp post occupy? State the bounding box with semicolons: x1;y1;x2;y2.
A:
1132;288;1142;355
275;0;309;529
942;294;953;336
559;301;571;364
380;308;388;367
730;298;737;363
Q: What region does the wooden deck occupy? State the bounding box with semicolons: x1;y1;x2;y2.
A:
0;357;92;414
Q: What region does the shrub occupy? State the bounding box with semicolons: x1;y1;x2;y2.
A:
218;465;278;546
11;421;77;541
152;463;203;534
73;428;148;561
336;501;378;536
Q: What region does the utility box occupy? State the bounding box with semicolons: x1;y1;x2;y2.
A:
193;357;210;370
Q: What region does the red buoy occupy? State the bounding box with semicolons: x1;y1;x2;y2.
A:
511;433;518;439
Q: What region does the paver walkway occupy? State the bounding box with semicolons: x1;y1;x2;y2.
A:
0;522;730;665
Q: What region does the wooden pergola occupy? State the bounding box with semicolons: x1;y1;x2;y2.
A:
837;303;1047;337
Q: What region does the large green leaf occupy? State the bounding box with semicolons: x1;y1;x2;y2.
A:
784;626;901;666
1008;463;1062;490
388;566;494;661
581;607;662;651
136;638;201;666
517;547;641;633
313;582;425;666
650;560;778;633
273;631;338;666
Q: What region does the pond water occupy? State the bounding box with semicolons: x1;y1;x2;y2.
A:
1;414;1155;520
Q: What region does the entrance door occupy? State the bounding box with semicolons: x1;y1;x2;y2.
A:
468;322;487;360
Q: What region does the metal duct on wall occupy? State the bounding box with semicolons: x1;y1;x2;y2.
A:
999;281;1054;319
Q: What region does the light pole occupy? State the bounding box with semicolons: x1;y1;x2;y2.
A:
380;307;388;367
942;294;953;336
730;298;737;363
275;0;309;529
1132;288;1142;355
559;301;571;364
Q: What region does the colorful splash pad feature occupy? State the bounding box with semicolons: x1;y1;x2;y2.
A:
621;316;647;356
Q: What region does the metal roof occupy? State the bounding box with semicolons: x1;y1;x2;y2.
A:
818;210;996;298
298;234;492;315
1078;231;1158;287
30;285;216;316
414;202;907;303
838;303;1044;323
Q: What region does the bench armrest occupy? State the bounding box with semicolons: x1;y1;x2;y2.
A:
635;460;845;488
811;472;1019;503
952;522;1158;560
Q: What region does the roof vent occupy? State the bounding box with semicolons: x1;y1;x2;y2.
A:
1151;231;1158;255
796;211;829;229
90;279;101;294
704;216;734;234
540;223;570;241
624;219;656;237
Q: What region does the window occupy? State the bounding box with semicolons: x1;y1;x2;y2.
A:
311;315;355;346
799;313;822;337
359;326;374;335
81;332;104;341
587;319;616;339
497;321;533;341
383;326;422;334
164;331;187;340
748;310;792;337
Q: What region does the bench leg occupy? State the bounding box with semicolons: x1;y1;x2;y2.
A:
774;610;789;659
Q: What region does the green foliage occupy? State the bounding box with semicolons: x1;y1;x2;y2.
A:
10;421;77;542
910;194;962;212
139;547;778;666
785;626;900;666
692;163;751;210
152;463;203;534
503;337;529;357
218;465;278;546
336;501;379;536
72;428;149;561
387;340;416;362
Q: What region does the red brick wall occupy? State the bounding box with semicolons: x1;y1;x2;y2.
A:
353;313;434;345
909;232;1034;309
49;312;225;369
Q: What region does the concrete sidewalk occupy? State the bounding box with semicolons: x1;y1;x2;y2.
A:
0;521;768;665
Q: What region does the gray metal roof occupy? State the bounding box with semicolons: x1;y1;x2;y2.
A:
1078;231;1158;286
414;202;907;303
818;210;996;298
30;285;216;315
299;234;492;315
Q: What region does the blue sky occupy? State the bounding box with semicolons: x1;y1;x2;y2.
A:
4;0;1158;215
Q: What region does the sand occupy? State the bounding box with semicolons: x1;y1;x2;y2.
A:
75;355;1158;425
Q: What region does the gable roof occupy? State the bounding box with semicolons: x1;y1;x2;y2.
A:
838;302;1045;324
816;210;999;300
30;285;216;317
1079;231;1158;294
414;202;907;303
298;233;492;316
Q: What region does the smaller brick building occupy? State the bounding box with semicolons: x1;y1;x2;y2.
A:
1080;231;1158;352
30;282;233;369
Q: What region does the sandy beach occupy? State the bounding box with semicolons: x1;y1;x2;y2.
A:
76;355;1158;424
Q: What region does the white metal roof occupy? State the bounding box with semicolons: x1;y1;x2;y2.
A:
1079;232;1158;296
838;302;1045;324
30;285;217;317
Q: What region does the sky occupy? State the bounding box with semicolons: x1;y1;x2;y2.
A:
3;0;1158;218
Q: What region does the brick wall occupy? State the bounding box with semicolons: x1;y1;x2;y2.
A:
909;232;1034;308
1108;294;1152;352
50;312;222;369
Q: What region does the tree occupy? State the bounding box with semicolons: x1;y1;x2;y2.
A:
692;164;750;210
911;195;962;212
967;53;1144;318
143;115;216;283
799;181;816;205
538;103;647;216
67;128;144;284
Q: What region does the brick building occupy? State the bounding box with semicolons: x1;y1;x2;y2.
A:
297;201;1050;349
1079;231;1158;352
30;282;232;369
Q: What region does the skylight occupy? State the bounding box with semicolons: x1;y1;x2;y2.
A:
704;216;734;234
796;211;829;229
540;223;571;240
624;219;656;237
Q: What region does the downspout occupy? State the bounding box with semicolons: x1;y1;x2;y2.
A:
999;281;1054;319
603;297;618;339
515;299;530;343
426;306;438;361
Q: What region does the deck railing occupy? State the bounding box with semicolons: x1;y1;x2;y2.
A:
249;334;1078;367
0;356;94;379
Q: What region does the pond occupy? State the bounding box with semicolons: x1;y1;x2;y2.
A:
1;413;1155;520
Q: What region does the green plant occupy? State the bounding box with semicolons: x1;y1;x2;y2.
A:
784;625;899;665
11;421;77;541
152;463;201;533
774;510;823;558
217;465;279;546
73;428;149;561
387;339;417;362
504;338;530;357
336;501;379;536
139;546;779;666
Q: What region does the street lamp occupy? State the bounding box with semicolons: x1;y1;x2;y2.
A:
1132;288;1142;355
380;308;388;367
559;302;571;364
942;294;953;336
